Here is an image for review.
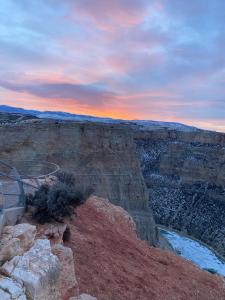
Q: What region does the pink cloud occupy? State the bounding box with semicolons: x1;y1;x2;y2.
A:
66;0;149;31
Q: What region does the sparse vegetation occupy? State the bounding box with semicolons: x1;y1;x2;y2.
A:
26;171;93;224
56;171;76;187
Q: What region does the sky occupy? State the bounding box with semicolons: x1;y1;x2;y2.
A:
0;0;225;131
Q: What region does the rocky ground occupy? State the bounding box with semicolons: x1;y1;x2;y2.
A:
62;197;225;300
1;196;225;299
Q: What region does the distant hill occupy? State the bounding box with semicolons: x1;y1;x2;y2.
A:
0;105;198;132
0;105;39;115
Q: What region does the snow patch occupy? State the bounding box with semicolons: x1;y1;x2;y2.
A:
161;229;225;277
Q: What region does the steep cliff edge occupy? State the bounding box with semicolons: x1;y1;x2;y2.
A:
134;127;225;257
0;119;157;246
65;196;225;300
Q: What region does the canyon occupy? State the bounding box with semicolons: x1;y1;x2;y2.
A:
134;126;225;257
0;112;224;259
0;117;158;247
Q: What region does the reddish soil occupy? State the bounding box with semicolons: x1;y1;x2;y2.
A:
63;196;225;300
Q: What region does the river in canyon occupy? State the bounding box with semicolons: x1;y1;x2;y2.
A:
160;228;225;277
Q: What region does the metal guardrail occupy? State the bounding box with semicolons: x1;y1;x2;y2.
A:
0;159;134;213
0;160;60;179
0;160;60;211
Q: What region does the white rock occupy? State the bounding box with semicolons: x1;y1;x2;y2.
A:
70;294;97;300
0;289;10;300
11;223;37;250
0;276;27;299
1;256;21;276
0;238;22;264
0;223;36;265
2;239;60;300
79;295;97;300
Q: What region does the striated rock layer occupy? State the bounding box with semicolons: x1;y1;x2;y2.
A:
0;120;158;247
65;196;225;300
1;117;225;256
134;127;225;257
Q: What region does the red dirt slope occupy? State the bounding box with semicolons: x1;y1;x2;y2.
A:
65;196;225;300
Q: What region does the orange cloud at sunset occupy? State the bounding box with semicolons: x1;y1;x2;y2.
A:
1;0;225;132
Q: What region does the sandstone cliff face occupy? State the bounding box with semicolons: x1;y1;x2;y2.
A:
134;127;225;257
0;120;157;246
2;117;224;257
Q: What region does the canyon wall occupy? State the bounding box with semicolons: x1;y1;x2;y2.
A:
134;127;225;257
0;119;157;246
1;117;224;257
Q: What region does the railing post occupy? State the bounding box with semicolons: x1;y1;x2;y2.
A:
11;167;25;207
0;182;4;212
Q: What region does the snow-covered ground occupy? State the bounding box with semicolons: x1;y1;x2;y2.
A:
160;229;225;277
133;120;198;132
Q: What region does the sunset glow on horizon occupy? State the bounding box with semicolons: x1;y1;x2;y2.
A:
1;1;225;131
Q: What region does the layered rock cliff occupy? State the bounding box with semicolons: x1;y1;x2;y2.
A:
134;126;225;257
0;119;157;246
1;115;225;257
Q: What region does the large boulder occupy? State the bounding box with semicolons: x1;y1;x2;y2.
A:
2;239;60;300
